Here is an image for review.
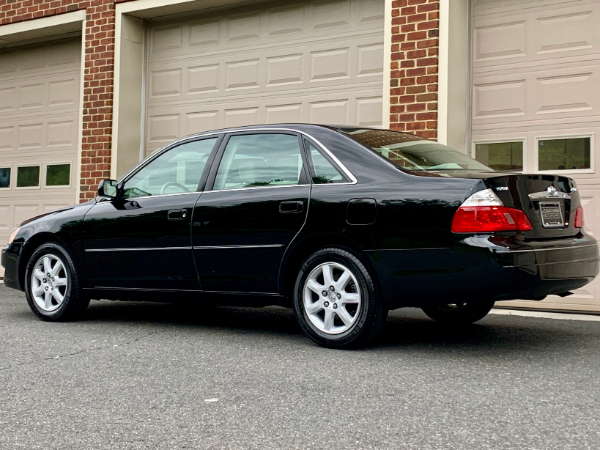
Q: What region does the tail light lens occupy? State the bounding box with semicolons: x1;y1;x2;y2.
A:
574;206;584;228
451;189;532;233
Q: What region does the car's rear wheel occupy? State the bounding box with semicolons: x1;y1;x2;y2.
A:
421;301;495;325
24;242;89;321
292;248;387;349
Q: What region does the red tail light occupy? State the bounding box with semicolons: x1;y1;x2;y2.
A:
452;206;532;233
574;206;584;228
451;188;532;233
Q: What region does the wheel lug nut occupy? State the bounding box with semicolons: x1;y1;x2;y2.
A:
324;301;329;307
333;303;338;309
45;286;48;291
322;291;328;297
336;293;341;299
329;286;334;291
43;278;47;283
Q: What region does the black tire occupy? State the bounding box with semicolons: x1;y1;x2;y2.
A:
421;301;495;325
292;247;387;349
24;242;90;322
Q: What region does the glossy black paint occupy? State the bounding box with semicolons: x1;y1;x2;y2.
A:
2;124;598;310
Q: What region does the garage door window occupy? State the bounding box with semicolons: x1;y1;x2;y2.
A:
46;164;71;186
539;137;591;171
16;166;40;188
475;142;523;172
0;168;10;188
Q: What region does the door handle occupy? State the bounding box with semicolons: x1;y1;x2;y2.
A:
279;201;304;214
168;209;188;220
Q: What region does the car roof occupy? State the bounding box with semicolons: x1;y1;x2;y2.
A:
182;123;425;141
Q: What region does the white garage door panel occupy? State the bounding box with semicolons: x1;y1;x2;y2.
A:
473;0;600;312
146;0;385;155
0;38;81;276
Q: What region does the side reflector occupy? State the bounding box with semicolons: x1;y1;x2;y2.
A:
452;206;533;233
574;206;584;228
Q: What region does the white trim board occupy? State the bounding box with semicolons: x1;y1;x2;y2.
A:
0;10;85;45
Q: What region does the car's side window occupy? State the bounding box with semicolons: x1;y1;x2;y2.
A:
123;138;217;199
306;142;345;184
213;133;303;191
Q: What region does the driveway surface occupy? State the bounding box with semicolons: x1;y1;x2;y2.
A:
1;283;599;449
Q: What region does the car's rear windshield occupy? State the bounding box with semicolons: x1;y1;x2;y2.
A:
336;128;494;173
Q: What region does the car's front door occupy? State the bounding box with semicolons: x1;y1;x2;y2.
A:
192;132;310;294
82;137;220;290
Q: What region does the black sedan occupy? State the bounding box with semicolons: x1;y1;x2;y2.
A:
2;124;599;348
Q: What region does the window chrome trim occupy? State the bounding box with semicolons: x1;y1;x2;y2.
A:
97;191;201;202
118;127;358;186
85;246;192;253
202;184;311;194
193;244;284;250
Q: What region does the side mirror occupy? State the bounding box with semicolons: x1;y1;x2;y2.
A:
98;179;120;199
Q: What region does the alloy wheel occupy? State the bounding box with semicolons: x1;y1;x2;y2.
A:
30;254;69;312
303;262;362;334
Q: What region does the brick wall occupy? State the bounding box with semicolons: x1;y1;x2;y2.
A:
0;0;117;202
389;0;439;140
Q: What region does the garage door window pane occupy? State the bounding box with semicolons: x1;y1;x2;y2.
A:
539;138;591;171
17;166;40;188
46;164;71;186
475;142;523;172
214;134;302;191
123;138;217;199
0;168;10;188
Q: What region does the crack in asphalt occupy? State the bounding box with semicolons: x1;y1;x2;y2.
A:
0;330;163;372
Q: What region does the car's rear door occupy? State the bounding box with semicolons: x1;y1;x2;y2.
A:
82;136;220;290
192;131;310;294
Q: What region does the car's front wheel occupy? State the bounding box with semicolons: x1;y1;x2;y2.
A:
293;248;387;349
24;242;89;321
421;301;495;325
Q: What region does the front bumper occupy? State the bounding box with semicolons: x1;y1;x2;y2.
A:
367;234;599;309
1;243;22;290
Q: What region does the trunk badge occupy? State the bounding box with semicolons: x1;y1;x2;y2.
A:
528;186;570;200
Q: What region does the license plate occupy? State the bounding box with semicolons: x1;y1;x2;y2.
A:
539;201;563;228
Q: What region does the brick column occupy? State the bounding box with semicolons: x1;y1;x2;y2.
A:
80;0;115;201
389;0;439;140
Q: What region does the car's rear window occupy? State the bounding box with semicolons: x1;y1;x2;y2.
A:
336;128;494;173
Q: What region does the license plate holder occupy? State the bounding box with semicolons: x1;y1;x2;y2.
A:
539;201;564;228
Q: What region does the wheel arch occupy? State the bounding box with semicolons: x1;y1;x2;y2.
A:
18;233;68;290
278;232;385;306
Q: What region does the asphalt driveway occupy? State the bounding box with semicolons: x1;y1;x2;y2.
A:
1;283;599;449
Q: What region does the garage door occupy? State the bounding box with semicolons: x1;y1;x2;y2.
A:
0;38;81;261
471;0;600;312
145;0;385;156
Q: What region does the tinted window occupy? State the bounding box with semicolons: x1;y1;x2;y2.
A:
475;142;523;172
213;133;303;191
0;168;10;188
123;138;217;199
338;128;493;173
17;166;40;188
46;164;71;186
307;142;345;184
539;137;591;171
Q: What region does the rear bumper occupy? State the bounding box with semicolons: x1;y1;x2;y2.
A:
367;234;599;309
1;243;22;290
